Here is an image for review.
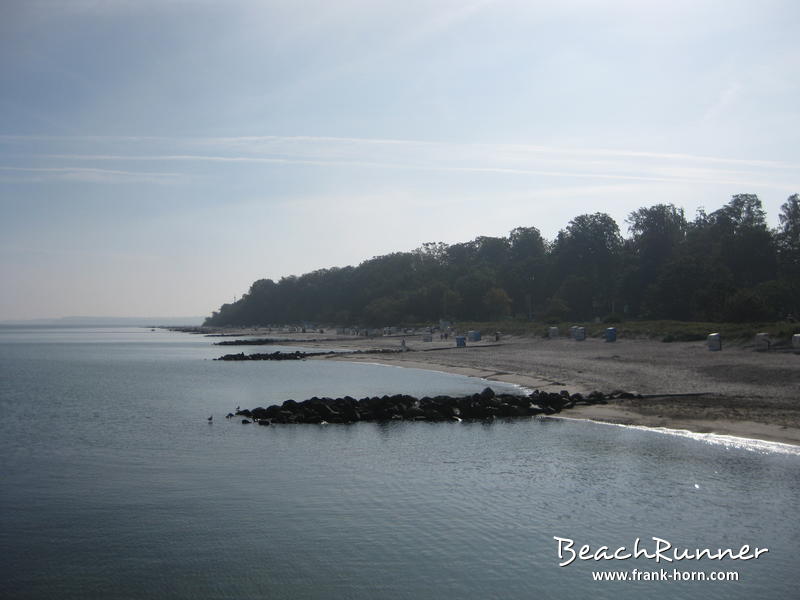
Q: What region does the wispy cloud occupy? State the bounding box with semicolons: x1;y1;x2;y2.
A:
0;165;183;184
3;133;796;167
1;133;797;189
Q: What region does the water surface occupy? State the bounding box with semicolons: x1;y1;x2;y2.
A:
1;327;797;599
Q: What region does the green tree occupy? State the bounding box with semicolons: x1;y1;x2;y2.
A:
706;194;776;288
506;226;547;316
204;195;790;326
550;213;622;317
622;204;687;316
776;194;800;277
483;287;512;319
454;268;495;319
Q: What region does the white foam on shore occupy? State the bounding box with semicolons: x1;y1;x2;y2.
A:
551;416;800;456
340;360;797;455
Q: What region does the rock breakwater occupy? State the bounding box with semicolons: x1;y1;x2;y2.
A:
215;338;337;346
216;348;406;361
217;350;334;361
233;387;639;424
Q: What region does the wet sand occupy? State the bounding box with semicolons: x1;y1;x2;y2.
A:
203;329;800;446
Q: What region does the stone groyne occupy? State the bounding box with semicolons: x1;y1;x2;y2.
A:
216;348;406;361
233;387;639;424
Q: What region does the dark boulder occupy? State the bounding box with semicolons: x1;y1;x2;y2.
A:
236;385;607;426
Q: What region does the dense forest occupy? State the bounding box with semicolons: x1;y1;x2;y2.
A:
205;194;800;327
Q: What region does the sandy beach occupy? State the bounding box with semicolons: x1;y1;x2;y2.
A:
204;328;800;446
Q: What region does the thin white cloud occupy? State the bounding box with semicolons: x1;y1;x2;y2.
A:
0;166;182;184
2;133;797;170
2;133;798;190
22;155;794;190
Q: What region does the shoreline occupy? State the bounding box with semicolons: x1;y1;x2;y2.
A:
548;415;800;455
325;352;800;447
327;355;563;392
185;328;800;447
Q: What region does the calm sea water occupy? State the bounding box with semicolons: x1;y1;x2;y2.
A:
1;327;798;600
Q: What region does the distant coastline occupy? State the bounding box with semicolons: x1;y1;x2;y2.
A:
0;316;205;327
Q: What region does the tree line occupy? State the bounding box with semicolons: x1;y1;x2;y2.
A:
204;194;800;327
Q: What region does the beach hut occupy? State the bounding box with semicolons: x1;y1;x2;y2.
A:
707;333;721;351
755;333;770;351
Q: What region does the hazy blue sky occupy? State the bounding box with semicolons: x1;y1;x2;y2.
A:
1;0;798;320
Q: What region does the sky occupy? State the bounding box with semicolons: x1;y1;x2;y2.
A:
1;0;798;320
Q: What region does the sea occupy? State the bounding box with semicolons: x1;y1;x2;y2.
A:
1;326;798;600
